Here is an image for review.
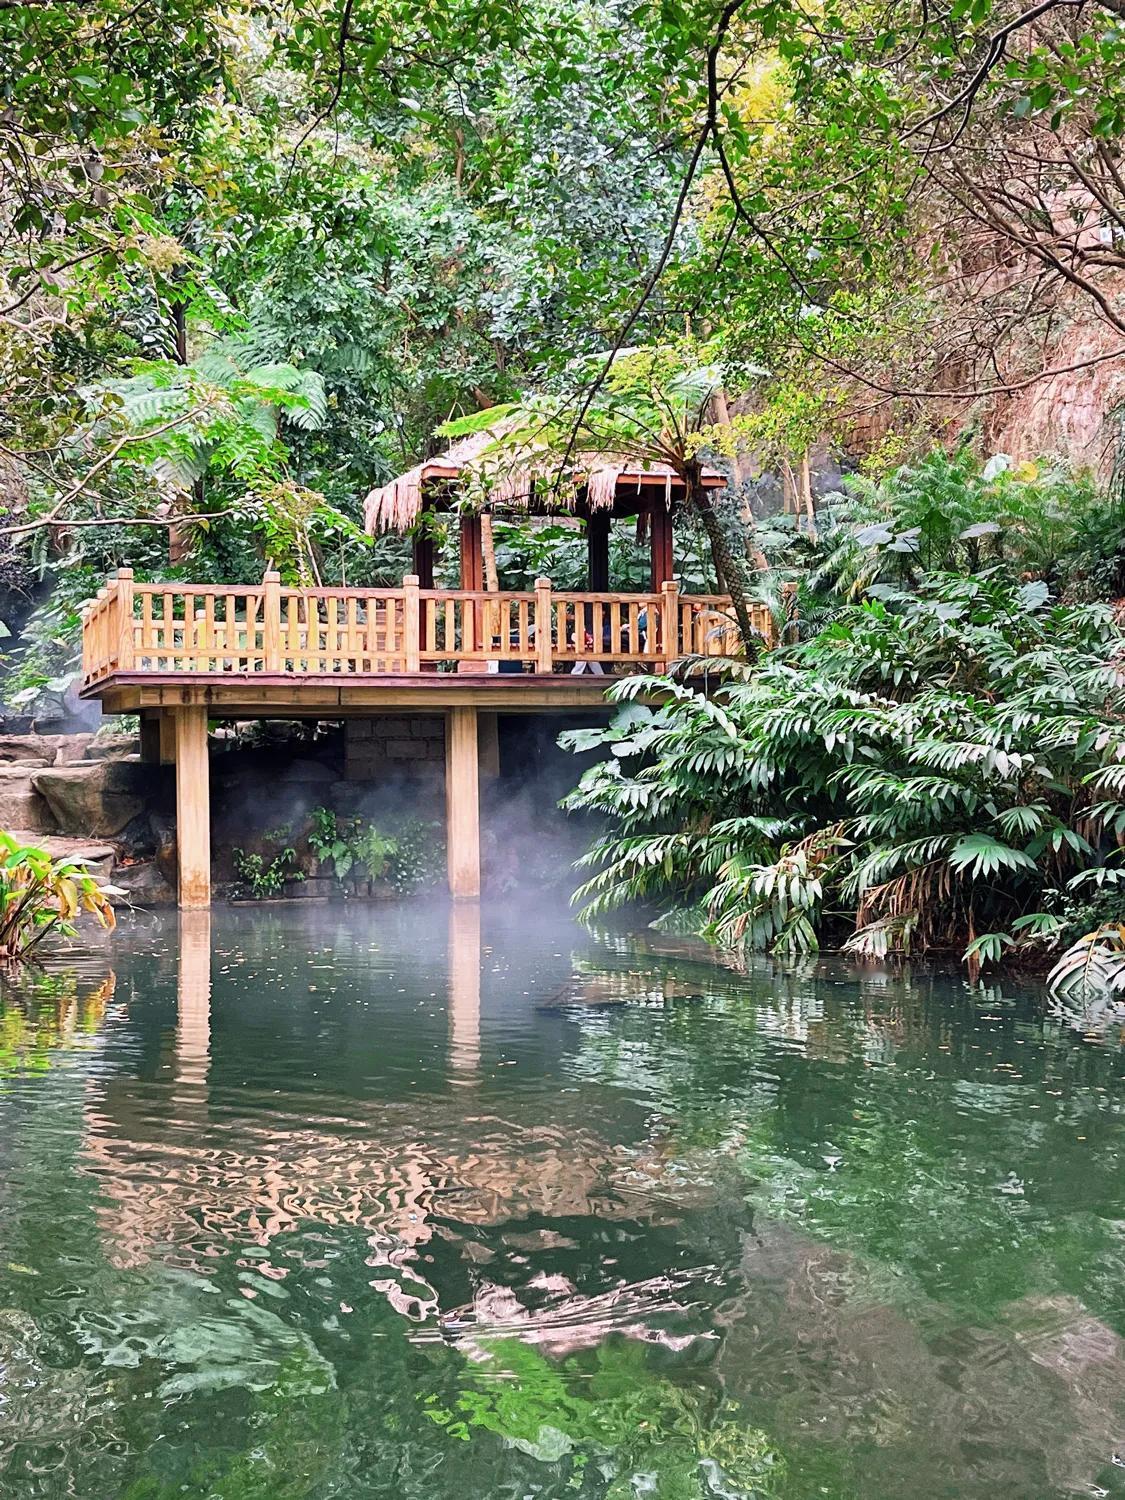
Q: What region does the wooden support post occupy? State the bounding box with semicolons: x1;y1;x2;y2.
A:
158;711;176;765
403;574;421;672
586;510;611;592
446;705;480;900
175;706;211;909
535;577;553;675
459;514;484;592
479;712;500;780
650;499;674;590
139;712;161;765
115;568;134;670
262;569;282;672
661;579;680;667
412;503;435;589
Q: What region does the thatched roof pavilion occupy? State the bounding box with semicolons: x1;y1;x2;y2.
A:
363;422;727;592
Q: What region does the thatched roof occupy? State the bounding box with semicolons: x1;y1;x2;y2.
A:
363;424;725;535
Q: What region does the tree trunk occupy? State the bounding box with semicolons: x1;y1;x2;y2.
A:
689;474;760;661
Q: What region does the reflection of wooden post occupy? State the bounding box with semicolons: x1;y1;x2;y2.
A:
448;902;481;1076
176;908;211;1096
479;712;500;780
446;705;480;899
175;706;210;909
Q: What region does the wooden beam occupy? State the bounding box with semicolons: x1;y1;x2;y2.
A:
446;705;480;899
412;503;435;589
174;706;211;909
587;511;611;592
478;711;500;779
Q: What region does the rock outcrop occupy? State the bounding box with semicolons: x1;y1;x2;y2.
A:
31;759;154;838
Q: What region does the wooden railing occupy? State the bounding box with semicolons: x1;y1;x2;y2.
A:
82;570;770;686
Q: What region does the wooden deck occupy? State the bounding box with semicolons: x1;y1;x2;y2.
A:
79;571;759;909
81;571;757;712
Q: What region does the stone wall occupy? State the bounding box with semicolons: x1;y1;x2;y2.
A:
344;716;445;782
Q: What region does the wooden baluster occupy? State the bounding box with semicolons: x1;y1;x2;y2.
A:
182;593;195;669
203;595;215;672
161;590;174;671
444;598;455;658
403;575;420;673
223;594;235;671
346;596;358;670
141;591;154;671
535;578;552;674
661;581;680;669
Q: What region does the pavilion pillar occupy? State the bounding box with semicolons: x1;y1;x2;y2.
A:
446;705;480;900
175;706;211;910
587;510;611;592
412;500;435;589
649;499;674;589
459;515;484;591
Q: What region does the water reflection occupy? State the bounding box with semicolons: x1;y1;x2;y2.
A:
448;901;480;1076
2;911;1125;1499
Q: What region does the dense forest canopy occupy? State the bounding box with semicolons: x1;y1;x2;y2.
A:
3;0;1125;981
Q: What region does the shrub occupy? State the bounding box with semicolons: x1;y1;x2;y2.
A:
0;833;117;960
562;571;1125;973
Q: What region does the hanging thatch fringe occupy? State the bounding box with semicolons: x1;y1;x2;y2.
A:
362;424;711;535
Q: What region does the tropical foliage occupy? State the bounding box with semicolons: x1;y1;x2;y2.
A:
563;567;1125;975
0;833;118;960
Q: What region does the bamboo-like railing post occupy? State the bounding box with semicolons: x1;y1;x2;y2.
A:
262;570;282;672
660;579;680;668
115;568;134;671
403;574;421;673
534;577;553;674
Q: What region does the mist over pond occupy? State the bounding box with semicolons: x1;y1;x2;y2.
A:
1;904;1124;1499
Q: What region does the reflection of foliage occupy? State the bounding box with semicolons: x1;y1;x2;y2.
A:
423;1338;783;1497
0;971;114;1077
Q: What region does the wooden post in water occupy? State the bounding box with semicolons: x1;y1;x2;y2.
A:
446;705;480;899
175;706;211;909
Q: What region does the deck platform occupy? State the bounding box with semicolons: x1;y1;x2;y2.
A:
80;571;756;907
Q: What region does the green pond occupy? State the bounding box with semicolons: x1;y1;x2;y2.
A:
1;905;1124;1499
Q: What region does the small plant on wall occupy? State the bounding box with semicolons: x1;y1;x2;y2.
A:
308;809;396;887
231;828;303;901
